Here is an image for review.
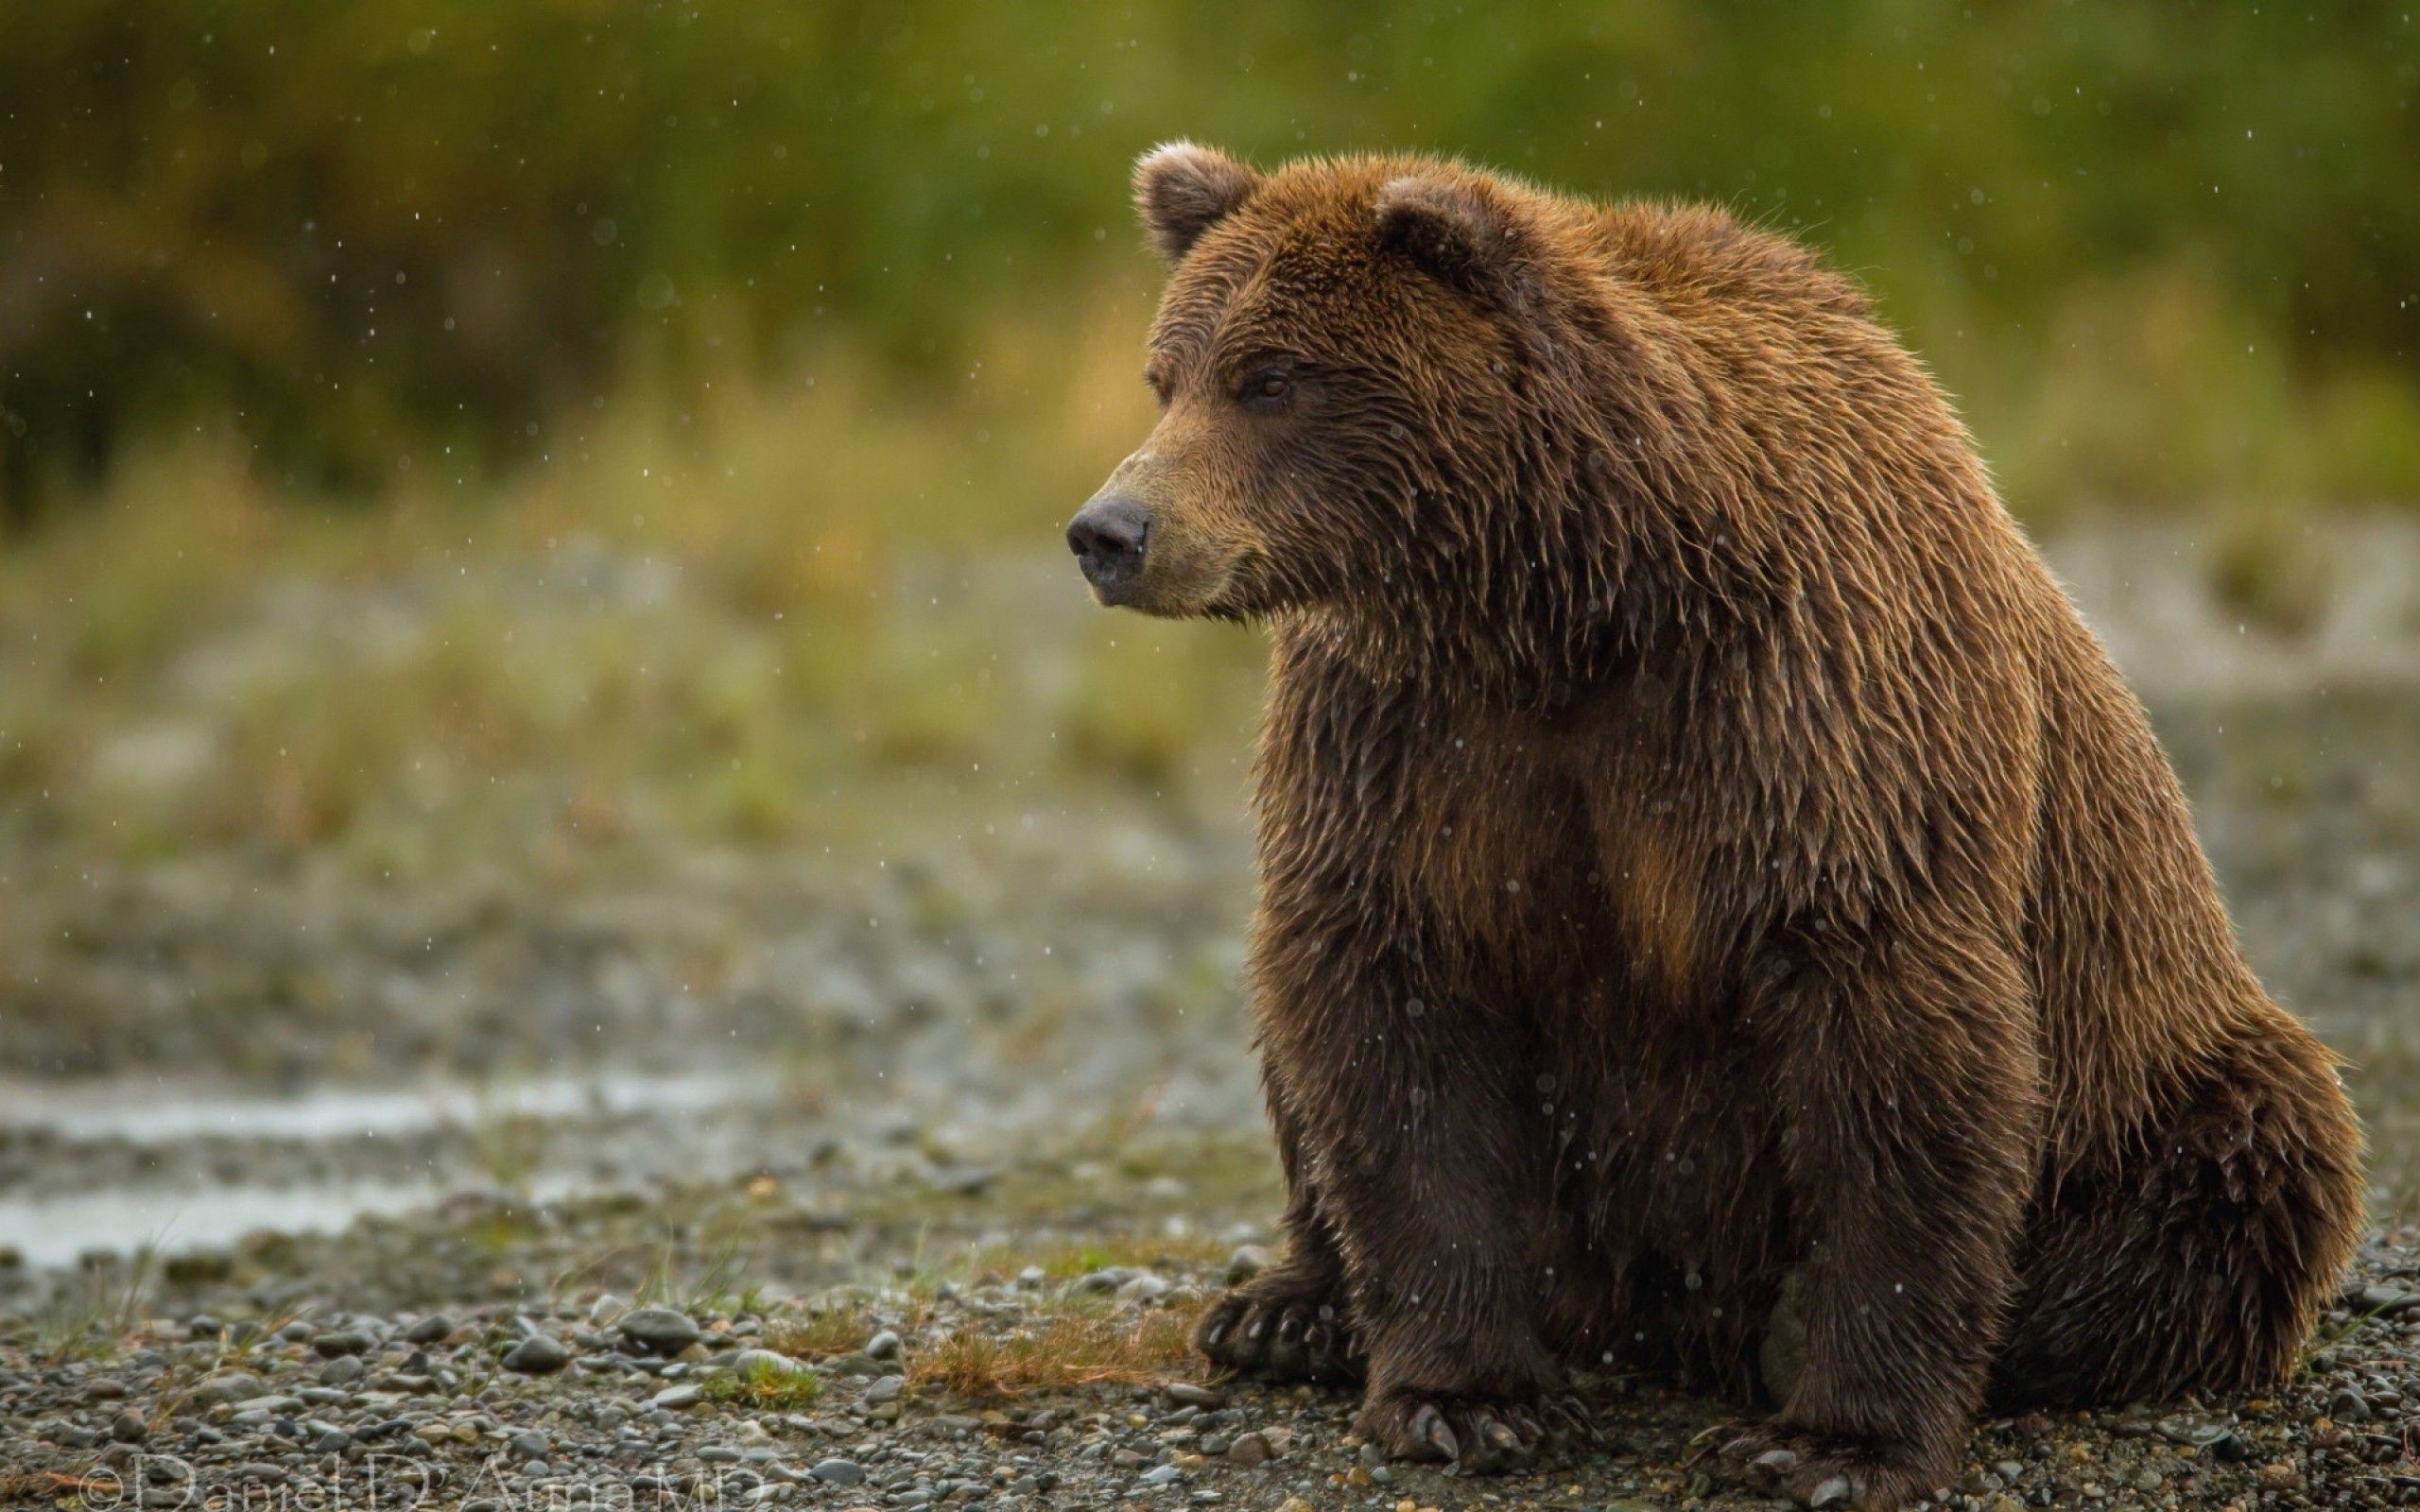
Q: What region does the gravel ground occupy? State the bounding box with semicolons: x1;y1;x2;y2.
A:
7;1118;2420;1512
4;1162;2420;1512
3;520;2418;1509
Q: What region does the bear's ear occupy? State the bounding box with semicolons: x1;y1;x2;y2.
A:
1133;142;1262;263
1374;175;1531;306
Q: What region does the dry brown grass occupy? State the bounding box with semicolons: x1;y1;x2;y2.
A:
908;1305;1198;1399
0;1470;42;1504
762;1304;892;1361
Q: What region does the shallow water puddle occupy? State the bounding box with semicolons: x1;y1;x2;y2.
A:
0;1179;449;1269
0;1067;782;1266
0;1066;778;1144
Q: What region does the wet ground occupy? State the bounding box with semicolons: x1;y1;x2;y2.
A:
3;520;2418;1508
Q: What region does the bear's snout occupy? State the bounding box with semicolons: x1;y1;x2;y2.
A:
1067;494;1152;599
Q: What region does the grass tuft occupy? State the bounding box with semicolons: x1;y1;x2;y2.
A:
763;1305;887;1361
702;1356;822;1410
907;1304;1197;1399
35;1246;158;1366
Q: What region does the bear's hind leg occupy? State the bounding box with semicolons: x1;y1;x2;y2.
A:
1993;1031;2364;1407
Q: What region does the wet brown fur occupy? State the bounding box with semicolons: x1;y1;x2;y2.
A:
1080;145;2366;1509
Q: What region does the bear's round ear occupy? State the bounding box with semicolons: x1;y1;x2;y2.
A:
1133;142;1262;264
1374;175;1530;306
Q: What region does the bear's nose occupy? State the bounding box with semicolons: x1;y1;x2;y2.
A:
1066;495;1151;591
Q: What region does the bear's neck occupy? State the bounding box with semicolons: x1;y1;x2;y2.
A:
1288;533;1664;713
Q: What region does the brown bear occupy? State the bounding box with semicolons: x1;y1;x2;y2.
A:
1065;144;2365;1510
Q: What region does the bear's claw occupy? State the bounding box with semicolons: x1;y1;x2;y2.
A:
1196;1275;1362;1383
1713;1421;1938;1510
1357;1391;1550;1474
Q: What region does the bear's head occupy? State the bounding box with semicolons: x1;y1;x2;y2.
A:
1068;146;1589;644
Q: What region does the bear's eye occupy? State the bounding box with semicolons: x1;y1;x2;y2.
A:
1144;370;1172;408
1238;368;1294;409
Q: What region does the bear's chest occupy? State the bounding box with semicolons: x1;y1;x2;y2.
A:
1343;716;1616;971
1331;714;1717;1008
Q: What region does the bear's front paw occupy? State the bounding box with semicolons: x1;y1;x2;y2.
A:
1715;1422;1943;1510
1356;1389;1549;1474
1196;1270;1361;1384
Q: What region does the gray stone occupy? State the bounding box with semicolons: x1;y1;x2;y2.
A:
502;1335;569;1374
39;1420;101;1450
1115;1273;1171;1304
192;1371;267;1408
863;1374;904;1404
809;1459;864;1486
863;1329;901;1360
618;1308;702;1356
650;1383;702;1411
2358;1285;2420;1316
730;1349;812;1381
404;1314;453;1345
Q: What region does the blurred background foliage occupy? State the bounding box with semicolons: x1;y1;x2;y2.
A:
5;0;2418;525
0;1;2415;876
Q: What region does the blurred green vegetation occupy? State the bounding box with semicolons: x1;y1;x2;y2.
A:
1;1;2416;887
2;0;2417;526
0;370;1270;882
